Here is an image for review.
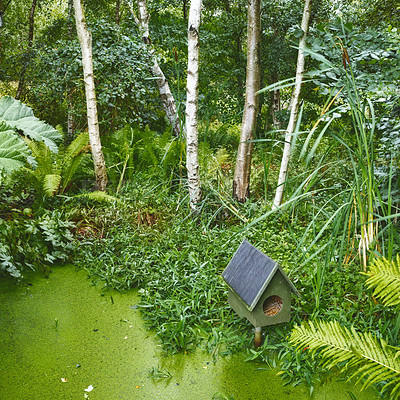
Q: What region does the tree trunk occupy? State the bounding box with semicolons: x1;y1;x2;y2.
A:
115;0;121;25
15;0;37;100
67;0;75;140
232;0;261;202
130;0;181;137
73;0;108;191
183;0;187;19
271;73;282;130
186;0;202;211
272;0;311;209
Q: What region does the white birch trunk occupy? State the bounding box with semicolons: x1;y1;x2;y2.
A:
186;0;202;210
272;0;311;209
232;0;261;202
73;0;108;191
130;0;181;137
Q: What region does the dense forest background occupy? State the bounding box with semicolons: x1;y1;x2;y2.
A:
1;0;400;397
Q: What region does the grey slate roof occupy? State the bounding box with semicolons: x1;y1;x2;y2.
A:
222;239;300;311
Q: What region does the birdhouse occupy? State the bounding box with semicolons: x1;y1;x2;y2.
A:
222;240;300;329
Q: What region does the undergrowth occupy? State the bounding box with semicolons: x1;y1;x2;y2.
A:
71;173;398;393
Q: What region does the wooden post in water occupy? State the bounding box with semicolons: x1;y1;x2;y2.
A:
254;326;262;347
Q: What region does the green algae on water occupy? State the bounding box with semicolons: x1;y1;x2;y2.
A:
0;266;378;400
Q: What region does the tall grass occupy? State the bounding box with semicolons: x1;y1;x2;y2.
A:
252;35;399;311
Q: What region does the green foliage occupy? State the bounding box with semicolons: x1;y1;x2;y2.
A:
290;320;400;399
0;96;61;152
0;128;30;176
74;190;121;204
0;96;61;180
29;19;163;133
0;205;76;278
73;174;304;353
198;120;240;151
364;255;400;307
23;131;90;198
103;125;185;188
289;256;400;398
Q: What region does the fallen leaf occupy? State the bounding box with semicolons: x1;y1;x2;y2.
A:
136;386;141;389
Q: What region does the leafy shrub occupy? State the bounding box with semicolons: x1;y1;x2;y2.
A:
103;125;185;188
29;19;164;133
0;203;76;278
199;120;240;151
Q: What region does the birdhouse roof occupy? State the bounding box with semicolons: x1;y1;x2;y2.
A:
222;240;300;311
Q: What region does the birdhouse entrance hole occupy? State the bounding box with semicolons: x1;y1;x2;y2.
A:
263;295;283;316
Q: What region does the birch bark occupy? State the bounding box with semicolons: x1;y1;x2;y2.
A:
272;0;311;209
73;0;108;191
129;0;181;137
232;0;261;202
186;0;202;210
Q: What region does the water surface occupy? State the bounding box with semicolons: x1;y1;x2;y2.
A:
0;266;378;399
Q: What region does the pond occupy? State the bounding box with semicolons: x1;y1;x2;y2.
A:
0;265;378;399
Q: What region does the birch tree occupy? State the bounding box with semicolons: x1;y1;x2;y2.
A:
73;0;108;191
128;0;181;137
272;0;311;209
232;0;261;202
186;0;202;210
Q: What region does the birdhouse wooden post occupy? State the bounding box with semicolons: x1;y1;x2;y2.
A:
222;240;300;346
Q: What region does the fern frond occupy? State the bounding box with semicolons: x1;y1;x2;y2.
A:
43;174;62;197
290;320;400;399
24;137;54;176
363;255;400;307
60;152;89;194
59;131;90;170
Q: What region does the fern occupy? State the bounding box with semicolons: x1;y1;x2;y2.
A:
363;255;400;307
288;256;400;398
24;138;55;176
59;132;90;193
43;174;62;197
23;132;90;197
290;320;400;399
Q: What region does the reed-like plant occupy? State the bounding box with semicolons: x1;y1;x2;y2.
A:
251;23;400;310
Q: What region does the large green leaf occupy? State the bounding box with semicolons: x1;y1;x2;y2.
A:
0;96;61;153
0;123;30;173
